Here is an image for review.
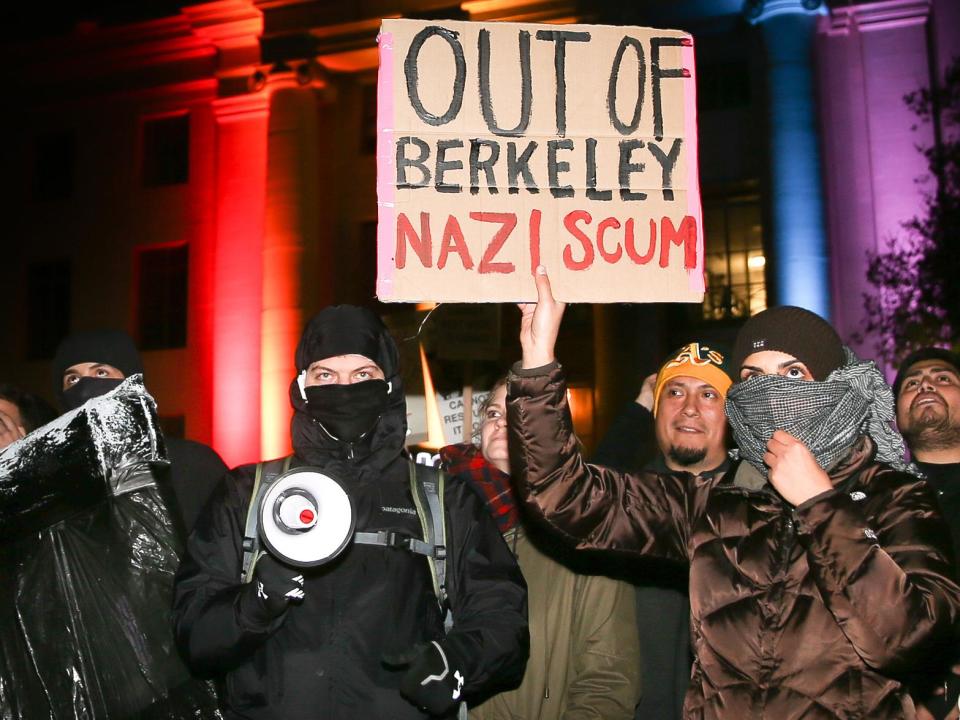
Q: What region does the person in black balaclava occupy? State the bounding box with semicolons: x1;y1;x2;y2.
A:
52;329;229;532
173;305;528;720
53;330;143;411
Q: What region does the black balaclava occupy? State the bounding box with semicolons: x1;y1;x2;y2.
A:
289;306;407;476
52;330;144;411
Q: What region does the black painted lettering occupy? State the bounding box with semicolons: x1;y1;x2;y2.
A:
548;139;575;199
651;36;687;141
618;139;647;201
405;26;466;126
507;141;539;194
648;138;683;201
478;29;533;137
469;139;501;195
535;30;591;136
607;36;646;135
585;137;612;201
435;139;464;193
396;136;431;188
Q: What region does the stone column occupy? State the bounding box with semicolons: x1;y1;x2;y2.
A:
210;93;269;466
745;0;831;318
815;0;935;364
260;83;322;458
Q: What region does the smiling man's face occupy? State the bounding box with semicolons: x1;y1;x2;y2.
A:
654;376;727;474
897;359;960;458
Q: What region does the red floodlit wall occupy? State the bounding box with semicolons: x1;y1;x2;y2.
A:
210;94;269;466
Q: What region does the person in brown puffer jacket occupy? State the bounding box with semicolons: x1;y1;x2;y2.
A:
507;268;960;720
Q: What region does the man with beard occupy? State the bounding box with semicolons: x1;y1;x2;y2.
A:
895;348;960;720
896;348;960;493
593;343;732;720
173;305;528;720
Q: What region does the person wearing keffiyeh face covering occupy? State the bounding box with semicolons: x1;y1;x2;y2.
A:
725;305;916;502
174;305;528;720
506;268;960;720
440;377;641;720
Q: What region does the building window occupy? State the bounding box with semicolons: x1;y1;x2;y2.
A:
142;113;190;187
31;131;76;201
137;243;188;350
360;83;377;155
702;194;766;321
26;260;71;359
698;60;751;112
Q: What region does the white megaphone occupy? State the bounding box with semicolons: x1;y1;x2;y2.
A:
257;468;355;567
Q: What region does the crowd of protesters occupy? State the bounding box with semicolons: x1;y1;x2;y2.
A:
1;281;960;719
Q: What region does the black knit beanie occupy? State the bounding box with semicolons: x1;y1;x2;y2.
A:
731;306;845;382
52;330;144;396
294;305;399;378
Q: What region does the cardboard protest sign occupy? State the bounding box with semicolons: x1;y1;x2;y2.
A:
376;18;704;303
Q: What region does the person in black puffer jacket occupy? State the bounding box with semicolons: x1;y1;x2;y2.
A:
173;305;528;720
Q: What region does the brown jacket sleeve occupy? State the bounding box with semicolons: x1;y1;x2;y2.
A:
794;471;960;673
507;362;688;563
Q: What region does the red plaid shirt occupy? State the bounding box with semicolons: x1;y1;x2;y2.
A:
439;443;519;535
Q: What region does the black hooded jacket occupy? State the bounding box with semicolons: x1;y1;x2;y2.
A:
173;307;528;719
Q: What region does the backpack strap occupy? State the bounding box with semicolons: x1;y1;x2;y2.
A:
353;529;435;556
241;455;293;582
408;462;465;720
408;461;449;609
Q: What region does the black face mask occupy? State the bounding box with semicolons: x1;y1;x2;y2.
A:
62;377;124;412
304;379;389;444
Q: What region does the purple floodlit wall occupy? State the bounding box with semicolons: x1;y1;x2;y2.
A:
816;0;937;372
932;0;960;87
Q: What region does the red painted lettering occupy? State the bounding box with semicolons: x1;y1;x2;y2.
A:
562;210;595;271
625;218;656;265
437;215;474;270
395;212;432;269
659;215;698;269
529;209;542;275
470;212;517;274
596;217;622;263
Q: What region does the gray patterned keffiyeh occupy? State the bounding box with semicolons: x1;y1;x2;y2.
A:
725;347;915;477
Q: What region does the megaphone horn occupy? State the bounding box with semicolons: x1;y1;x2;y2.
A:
258;468;355;568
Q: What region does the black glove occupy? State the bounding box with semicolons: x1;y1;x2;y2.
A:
389;641;465;716
237;553;305;625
